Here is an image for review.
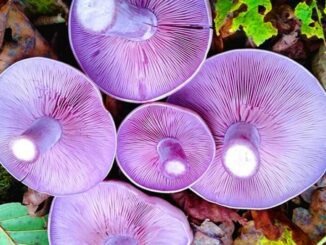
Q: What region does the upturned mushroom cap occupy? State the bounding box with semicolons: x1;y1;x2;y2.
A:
49;181;193;244
168;49;326;209
0;58;116;196
69;0;212;102
117;102;215;192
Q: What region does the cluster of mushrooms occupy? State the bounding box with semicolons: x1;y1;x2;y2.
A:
0;0;325;244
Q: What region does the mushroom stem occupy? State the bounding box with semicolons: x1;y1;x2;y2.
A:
11;117;62;162
104;235;138;245
222;122;260;178
76;0;157;41
157;138;188;178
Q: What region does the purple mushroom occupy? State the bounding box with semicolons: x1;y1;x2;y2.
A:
69;0;212;103
0;58;116;196
117;102;215;192
168;49;326;209
49;181;193;244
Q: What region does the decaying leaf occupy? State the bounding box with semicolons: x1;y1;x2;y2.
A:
251;209;311;244
214;0;278;46
294;0;324;40
234;221;264;245
171;191;246;225
234;220;298;245
0;202;48;244
214;0;241;35
23;188;51;217
251;210;281;240
0;0;11;48
300;175;326;204
269;4;301;53
0;1;56;72
293;187;326;243
192;220;234;245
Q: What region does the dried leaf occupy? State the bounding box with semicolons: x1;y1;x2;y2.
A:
23;188;51;217
192;220;224;245
0;2;56;72
234;221;264;245
251;210;281;240
252;209;311;244
294;187;326;243
171;191;246;225
0;0;12;48
234;220;302;245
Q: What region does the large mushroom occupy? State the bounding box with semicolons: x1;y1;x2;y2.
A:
49;181;193;244
69;0;212;102
0;58;116;196
117;102;215;192
168;49;326;209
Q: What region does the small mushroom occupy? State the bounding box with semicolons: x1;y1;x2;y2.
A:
0;58;116;195
117;102;215;192
168;49;326;209
69;0;212;102
49;181;193;244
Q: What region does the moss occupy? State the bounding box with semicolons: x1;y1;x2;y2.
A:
17;0;64;17
0;165;26;204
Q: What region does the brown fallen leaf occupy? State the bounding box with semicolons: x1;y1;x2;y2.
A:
23;188;51;217
0;1;56;72
171;191;246;225
252;209;312;244
251;210;281;240
0;0;11;48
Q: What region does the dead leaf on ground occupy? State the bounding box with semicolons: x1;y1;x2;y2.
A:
23;188;51;217
0;0;56;72
171;191;247;225
252;209;312;244
293;187;326;243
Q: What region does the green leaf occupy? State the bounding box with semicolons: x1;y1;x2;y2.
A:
317;236;326;245
214;0;241;32
0;203;48;245
214;0;277;46
294;1;324;40
231;0;277;46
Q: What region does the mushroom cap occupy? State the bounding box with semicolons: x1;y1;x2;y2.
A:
117;102;215;192
0;58;116;196
168;49;326;209
49;181;193;244
69;0;212;103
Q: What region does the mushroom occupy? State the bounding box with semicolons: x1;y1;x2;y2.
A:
0;58;116;196
168;49;326;209
69;0;212;103
49;181;193;244
117;102;215;192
